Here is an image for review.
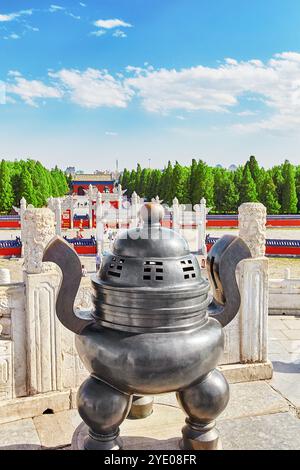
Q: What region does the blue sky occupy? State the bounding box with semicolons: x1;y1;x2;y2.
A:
1;1;300;171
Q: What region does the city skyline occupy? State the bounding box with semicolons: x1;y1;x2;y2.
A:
1;1;300;171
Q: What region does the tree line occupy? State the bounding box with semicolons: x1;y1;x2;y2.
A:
0;159;69;213
119;156;299;214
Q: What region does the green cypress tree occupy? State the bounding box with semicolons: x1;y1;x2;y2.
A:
135;163;142;195
213;167;224;212
271;165;284;209
50;173;60;197
188;158;198;205
32;162;50;207
19;166;37;206
282;161;298;214
190;160;214;208
260;173;281;214
295;166;300;212
247;155;261;182
126;169;136;198
214;168;239;213
120;168;130;190
139;168;150;198
146;169;161;200
170;161;185;202
0;160;14;213
233;166;243;196
160;161;173;205
239;166;258;204
180;166;191;204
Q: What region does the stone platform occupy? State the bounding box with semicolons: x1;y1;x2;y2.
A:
0;316;299;450
0;378;299;450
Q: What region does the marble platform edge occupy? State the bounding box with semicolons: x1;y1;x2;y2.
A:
0;390;74;425
218;361;273;383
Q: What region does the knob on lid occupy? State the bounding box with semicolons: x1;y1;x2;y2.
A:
112;202;189;258
140;202;164;225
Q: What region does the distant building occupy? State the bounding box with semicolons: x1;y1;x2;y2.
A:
228;164;237;172
71;173;115;195
65;166;76;175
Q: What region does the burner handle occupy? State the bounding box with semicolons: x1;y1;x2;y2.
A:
43;236;95;334
207;235;251;327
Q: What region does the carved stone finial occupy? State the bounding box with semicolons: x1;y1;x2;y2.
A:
23;207;56;274
238;202;267;258
173;197;179;205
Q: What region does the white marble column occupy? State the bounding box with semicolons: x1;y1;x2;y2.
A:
130;191;139;228
88;185;93;229
13;197;27;256
194;197;209;255
23;207;56;275
238;202;268;363
221;202;269;368
172;197;180;232
22;208;64;395
96;192;104;256
70;200;74;229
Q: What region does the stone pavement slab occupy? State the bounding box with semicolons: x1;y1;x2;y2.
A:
281;329;300;340
29;381;291;450
268;340;288;355
218;412;300;450
73;408;300;450
269;367;300;414
220;381;289;420
282;318;300;330
280;340;300;353
268;318;288;330
155;381;289;420
0;418;41;450
33;410;81;448
269;329;289;340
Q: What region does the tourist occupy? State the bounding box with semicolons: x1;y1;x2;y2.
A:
81;265;88;277
96;253;102;271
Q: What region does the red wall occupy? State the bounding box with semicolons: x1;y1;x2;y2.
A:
72;182;114;195
0;247;21;257
0;220;21;229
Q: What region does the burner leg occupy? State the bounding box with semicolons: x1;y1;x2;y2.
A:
76;376;132;450
128;395;154;419
176;369;229;450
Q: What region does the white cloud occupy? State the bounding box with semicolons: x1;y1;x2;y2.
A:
112;30;127;38
6;52;300;133
0;81;5;104
68;13;81;20
25;25;39;32
8;70;21;77
79;2;87;6
49;5;65;13
124;52;300;131
50;68;133;108
94;18;132;29
90;30;106;37
237;111;257;116
0;9;33;22
7;74;62;106
9;33;20;40
105;131;118;136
